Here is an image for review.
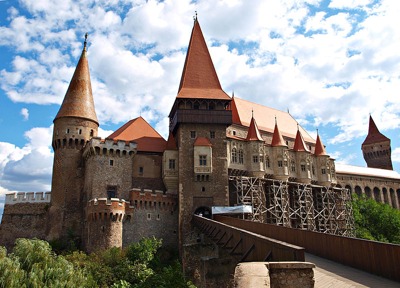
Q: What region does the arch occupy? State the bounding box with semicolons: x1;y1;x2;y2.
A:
390;188;397;209
345;185;352;194
355;186;362;197
373;187;381;202
382;188;389;205
194;206;212;219
365;186;371;198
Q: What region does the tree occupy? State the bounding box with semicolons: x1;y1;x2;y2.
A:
352;194;400;244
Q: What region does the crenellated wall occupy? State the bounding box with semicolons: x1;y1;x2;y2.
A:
85;198;134;252
123;189;178;248
5;192;51;205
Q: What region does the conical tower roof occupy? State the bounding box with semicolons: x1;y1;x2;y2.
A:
54;35;98;125
177;18;230;100
314;133;328;156
362;115;390;145
246;114;263;141
293;128;309;152
271;120;287;147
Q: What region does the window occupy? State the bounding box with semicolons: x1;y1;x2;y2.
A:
107;186;117;199
301;164;306;172
291;161;296;172
278;160;283;167
169;159;176;170
139;166;144;175
194;103;200;110
209;103;215;110
66;128;70;134
321;168;326;174
157;214;160;220
199;155;207;166
90;129;94;137
265;157;270;168
78;128;82;135
233;131;236;136
190;131;196;139
109;160;114;166
238;149;244;164
231;148;237;163
210;131;215;139
147;213;151;220
312;165;315;175
253;155;258;163
202;187;205;192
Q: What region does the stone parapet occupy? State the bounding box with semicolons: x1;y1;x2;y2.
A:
129;188;177;211
86;198;134;222
83;137;137;159
5;192;51;205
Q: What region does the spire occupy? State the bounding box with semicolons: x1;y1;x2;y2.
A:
177;18;230;100
54;33;98;125
271;120;287;147
293;129;309;152
246;114;263;141
314;131;328;156
362;115;389;145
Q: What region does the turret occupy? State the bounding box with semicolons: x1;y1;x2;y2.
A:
246;114;264;177
314;133;332;186
47;34;99;241
163;133;179;193
271;119;289;181
362;115;393;170
293;128;311;183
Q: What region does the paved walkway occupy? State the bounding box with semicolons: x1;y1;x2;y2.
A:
306;253;399;288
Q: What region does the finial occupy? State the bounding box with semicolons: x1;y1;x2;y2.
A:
252;109;254;118
297;123;299;131
232;90;235;98
275;115;277;125
84;33;88;51
193;11;198;22
316;128;319;135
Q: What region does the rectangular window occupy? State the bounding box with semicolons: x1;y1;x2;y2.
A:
107;186;117;199
301;164;306;172
210;131;215;139
253;155;258;163
147;213;151;220
199;155;207;166
139;166;144;175
190;131;196;139
321;168;326;174
109;159;114;166
169;159;176;170
66;128;70;134
278;160;283;167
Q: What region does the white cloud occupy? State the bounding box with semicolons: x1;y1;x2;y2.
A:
392;148;400;163
20;108;29;120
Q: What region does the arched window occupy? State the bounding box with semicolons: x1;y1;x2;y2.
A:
365;186;372;198
373;187;381;202
231;148;237;163
345;185;352;194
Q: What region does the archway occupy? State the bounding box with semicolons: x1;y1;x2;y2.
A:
345;185;352;194
382;188;389;205
194;206;212;219
373;187;381;202
355;186;362;197
365;186;371;198
390;188;397;209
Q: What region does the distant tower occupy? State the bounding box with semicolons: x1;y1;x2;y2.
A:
47;34;99;240
168;18;232;251
362;116;393;170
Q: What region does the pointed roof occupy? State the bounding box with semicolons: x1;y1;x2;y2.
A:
271;121;287;147
177;19;230;100
246;115;263;141
293;128;309;152
165;132;178;150
107;117;166;153
314;133;328;156
194;137;212;147
362;115;390;145
55;35;98;125
231;97;315;143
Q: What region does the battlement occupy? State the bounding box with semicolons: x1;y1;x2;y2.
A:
5;192;51;205
83;137;137;158
129;188;177;211
86;198;134;222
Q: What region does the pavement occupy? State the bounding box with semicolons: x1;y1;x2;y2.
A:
306;253;400;288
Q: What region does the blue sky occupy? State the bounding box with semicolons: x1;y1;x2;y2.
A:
1;0;400;220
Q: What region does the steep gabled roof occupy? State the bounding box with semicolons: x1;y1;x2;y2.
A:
232;97;314;143
165;132;178;150
362;115;390;146
55;36;98;125
177;19;230;100
314;134;328;156
271;121;287;147
107;117;166;153
194;137;212;146
293;129;309;152
246;115;263;141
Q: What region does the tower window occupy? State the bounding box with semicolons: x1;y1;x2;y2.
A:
139;166;144;175
231;148;237;163
78;128;82;135
66;128;70;134
278;160;283;167
90;129;94;137
253;155;258;163
147;213;151;220
322;168;326;174
107;186;117;199
109;160;114;166
202;187;206;192
169;159;176;170
210;131;215;139
301;164;306;172
238;149;244;164
190;131;196;139
199;155;207;166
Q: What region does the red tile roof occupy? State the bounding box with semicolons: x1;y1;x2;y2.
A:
314;134;328;156
246;116;263;141
232;97;315;143
107;117;166;152
293;129;309;152
166;133;178;150
177;20;230;100
194;137;212;146
271;122;287;147
362;115;390;145
55;45;98;125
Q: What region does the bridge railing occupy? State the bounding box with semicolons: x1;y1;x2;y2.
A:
193;215;305;262
214;215;400;282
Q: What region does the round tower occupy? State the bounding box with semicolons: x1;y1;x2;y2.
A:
47;34;99;241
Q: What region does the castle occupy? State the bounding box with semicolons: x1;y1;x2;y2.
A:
1;19;399;253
